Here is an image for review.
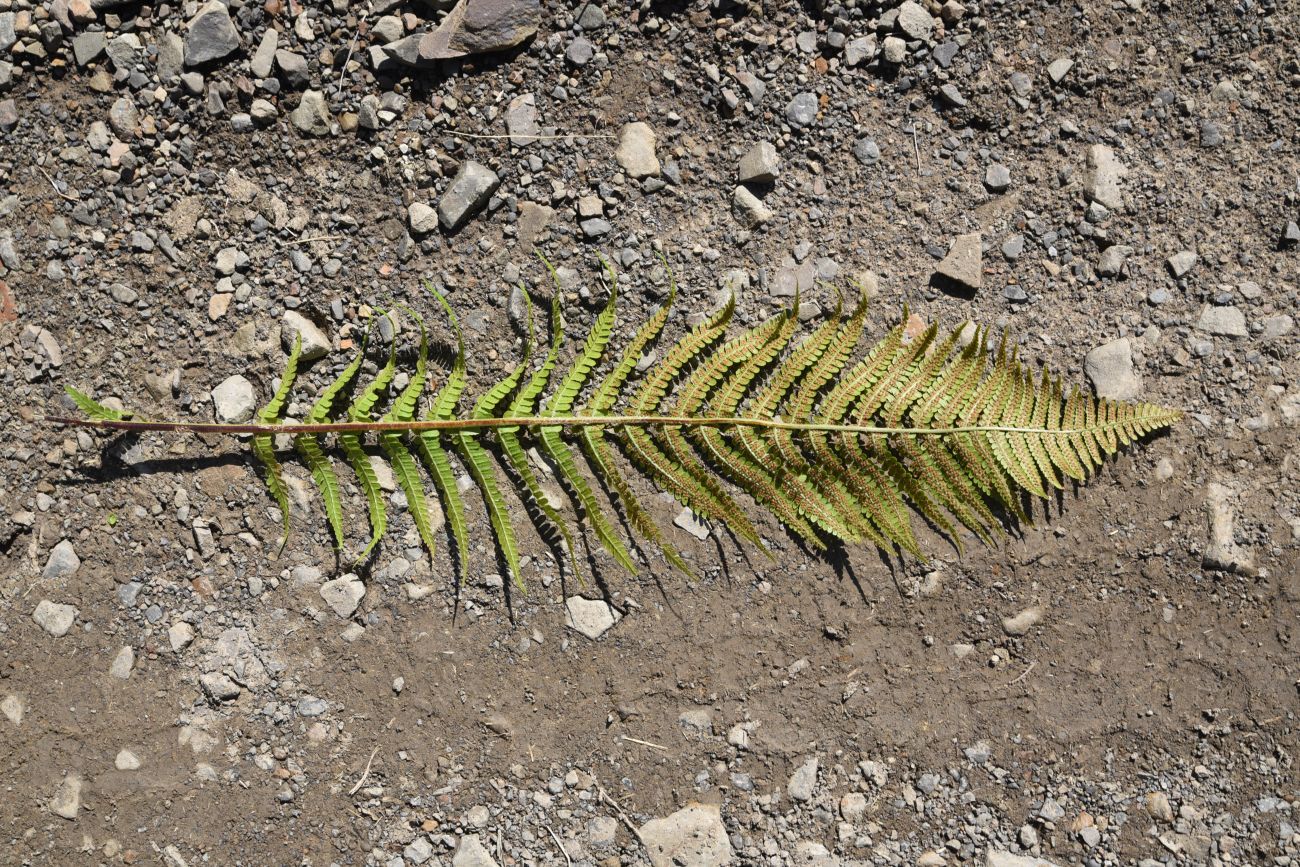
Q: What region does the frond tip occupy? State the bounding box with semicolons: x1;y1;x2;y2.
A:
54;272;1180;590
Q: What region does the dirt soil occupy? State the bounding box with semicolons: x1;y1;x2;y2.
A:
1;1;1298;866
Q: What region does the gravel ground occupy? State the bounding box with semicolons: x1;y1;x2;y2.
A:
1;0;1298;865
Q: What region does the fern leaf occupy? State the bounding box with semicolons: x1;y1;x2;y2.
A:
420;285;471;589
342;316;398;563
65;386;131;421
253;335;301;555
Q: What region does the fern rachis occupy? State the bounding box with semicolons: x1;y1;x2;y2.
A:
56;266;1180;585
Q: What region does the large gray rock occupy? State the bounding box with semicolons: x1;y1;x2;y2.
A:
320;575;365;618
49;774;83;820
738;141;779;184
451;834;499;867
615;122;660;179
986;850;1062;867
1085;338;1140;400
934;232;982;292
184;0;241;67
42;540;80;580
788;756;818;801
896;1;935;40
1096;244;1133;277
250;28;278;79
639;803;733;867
436;161;500;231
383;0;539;66
1195;305;1248;338
71;31;107;67
1083;144;1127;211
732;186;773;227
505;92;540;144
156;32;185;80
290;90;331;136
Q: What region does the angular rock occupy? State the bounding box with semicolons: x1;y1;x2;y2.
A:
275;49;310;88
1204;482;1254;574
71;31;106;67
1282;221;1300;247
505;92;540;145
732;186;773;227
738;141;779;184
320;575;365;618
384;0;539;66
1195;305;1248;338
43;540;80;580
157;32;185;80
33;600;78;637
882;35;907;64
844;35;876;67
788;756;818;801
1;694;23;726
564;596;621;640
184;1;241;67
938;83;966;107
290;90;331;136
896;1;935;40
211;374;257;423
615;122;660;179
984;163;1011;193
986;851;1062;867
639;803;733;867
49;774;83;820
1083;145;1127;211
1001;606;1044;636
1097;244;1133;277
437;161;500;231
452;834;499;867
1166;250;1198;278
934;232;982;292
784;92;818;127
1047;57;1074;83
1085;338;1140;400
199;672;241;701
108;646;135;679
250;28;277;78
115;749;141;771
282;310;330;360
168;621;195;652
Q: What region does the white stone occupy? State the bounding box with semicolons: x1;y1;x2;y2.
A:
282;310;331;360
108;646;135;679
115;749;141;771
564;596;621;640
1195;305;1248;338
33;600;78;637
732;185;773;227
2;694;23;726
168;621;195;652
408;201;439;234
615;122;660;179
638;803;733;867
1001;606;1044;637
451;834;499;867
320;575;365;618
1084;145;1127;211
986;850;1063;867
896;1;935;40
49;774;83;819
211;374;257;423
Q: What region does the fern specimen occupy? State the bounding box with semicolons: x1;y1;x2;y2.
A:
57;266;1179;588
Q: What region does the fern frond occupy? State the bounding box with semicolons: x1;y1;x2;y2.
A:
56;265;1181;592
253;335;302;555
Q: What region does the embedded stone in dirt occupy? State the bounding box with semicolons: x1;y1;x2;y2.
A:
986;849;1063;867
115;749;141;770
1001;606;1044;637
1085;338;1140;400
42;539;80;580
49;774;83;820
290;90;332;136
437;161;501;231
2;694;23;726
788;756;819;801
1195;305;1248;338
738;141;780;184
451;833;499;867
638;803;733;867
108;646;135;679
1083;144;1127;211
732;186;773;228
320;575;366;619
32;600;78;637
615;122;660;179
211;374;257;423
564;596;620;640
934;232;982;292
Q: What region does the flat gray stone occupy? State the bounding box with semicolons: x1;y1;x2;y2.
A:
115;749;141;771
732;185;773;227
1084;145;1127;211
639;803;733;867
987;850;1063;867
934;232;982;291
108;646;135;679
785;92;818;127
43;540;80;580
282;310;330;360
1047;56;1074;83
738;141;779;184
615;122;660;179
843;35;876;66
33;600;78;637
156;32;185;80
564;596;621;640
451;834;499;867
71;31;107;67
788;756;819;801
1085;338;1141;400
882;35;907;64
984;163;1011;192
250;28;277;78
184;0;241;67
505;92;540;144
211;374;257;423
437;161;501;231
1195;305;1248;338
320;575;365;618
